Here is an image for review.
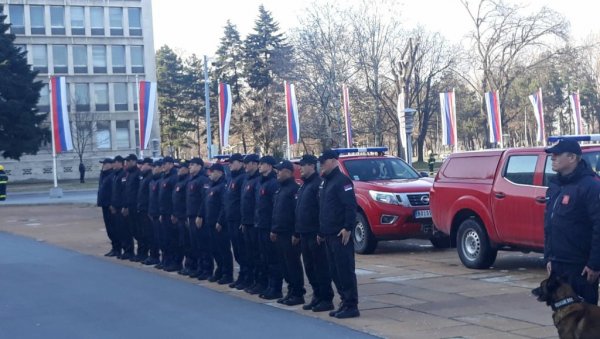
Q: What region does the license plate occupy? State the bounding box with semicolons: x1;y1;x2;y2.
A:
414;209;432;219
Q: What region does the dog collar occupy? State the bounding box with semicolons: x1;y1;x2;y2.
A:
551;296;582;311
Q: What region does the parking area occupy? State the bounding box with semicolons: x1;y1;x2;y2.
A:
0;204;557;338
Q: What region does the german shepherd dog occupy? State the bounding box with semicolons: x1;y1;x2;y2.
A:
532;274;600;339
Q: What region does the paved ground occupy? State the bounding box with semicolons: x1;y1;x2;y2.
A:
0;203;559;339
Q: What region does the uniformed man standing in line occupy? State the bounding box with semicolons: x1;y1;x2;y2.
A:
143;160;163;266
241;154;262;293
110;155;131;259
223;153;249;289
318;150;360;319
295;154;335;312
97;158;116;256
271;160;304;305
256;155;281;300
185;157;209;278
135;157;154;262
169;160;189;273
122;154;141;261
205;163;231;283
157;156;178;270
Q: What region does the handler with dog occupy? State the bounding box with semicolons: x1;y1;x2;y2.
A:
544;139;600;305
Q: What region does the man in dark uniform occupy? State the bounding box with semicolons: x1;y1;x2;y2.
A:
318;149;360;319
79;162;86;183
204;163;230;283
295;154;335;312
223;153;249;289
136;157;154;262
186;157;209;278
241;154;262;293
545;139;600;304
122;154;140;261
0;165;7;201
97;158;116;256
110;155;131;259
168;160;189;273
158;156;178;270
143;160;163;266
256;155;281;300
271;160;304;305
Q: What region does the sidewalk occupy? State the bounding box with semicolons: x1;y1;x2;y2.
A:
0;204;558;339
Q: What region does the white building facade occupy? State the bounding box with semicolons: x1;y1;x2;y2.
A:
1;0;158;181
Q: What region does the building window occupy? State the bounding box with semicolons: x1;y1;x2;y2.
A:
96;121;111;149
114;83;128;111
90;7;104;36
94;83;109;111
130;83;138;111
9;5;25;34
116;121;130;149
70;6;85;35
38;83;50;111
30;6;45;35
74;83;90;112
72;45;88;73
109;7;123;36
111;45;126;73
92;45;107;73
32;45;48;73
128;7;142;36
52;45;68;74
130;46;144;73
50;6;65;35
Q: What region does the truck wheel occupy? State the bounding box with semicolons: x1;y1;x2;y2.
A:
429;235;451;249
457;219;497;269
354;213;378;254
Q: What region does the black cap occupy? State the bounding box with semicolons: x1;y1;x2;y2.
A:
189;157;204;166
318;149;339;163
275;160;294;172
209;163;225;172
298;154;318;166
229;153;244;163
136;159;143;164
243;154;260;164
114;155;125;163
125;153;138;161
141;157;153;165
99;158;114;164
545;139;582;155
179;160;189;168
259;155;276;166
152;159;163;167
163;156;175;163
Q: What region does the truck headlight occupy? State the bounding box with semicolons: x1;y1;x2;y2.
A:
368;190;402;205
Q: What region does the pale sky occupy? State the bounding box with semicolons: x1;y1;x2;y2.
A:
152;0;600;56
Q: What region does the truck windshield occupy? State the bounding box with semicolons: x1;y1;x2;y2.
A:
343;158;420;181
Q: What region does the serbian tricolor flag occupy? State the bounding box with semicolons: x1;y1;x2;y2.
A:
218;82;232;147
485;91;503;145
528;88;545;145
50;76;73;153
570;91;583;135
342;84;353;148
284;81;300;145
138;81;157;150
439;91;457;148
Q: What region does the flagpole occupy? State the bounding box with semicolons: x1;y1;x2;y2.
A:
136;75;143;157
284;81;291;160
524;106;528;147
452;88;457;153
49;75;58;189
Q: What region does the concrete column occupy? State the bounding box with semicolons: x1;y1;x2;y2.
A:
110;120;117;151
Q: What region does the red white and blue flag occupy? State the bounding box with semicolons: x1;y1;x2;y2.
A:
342;85;353;148
218;82;232;147
284;81;300;145
138;81;157;150
485;91;503;145
528;88;545;145
570;91;583;135
439;91;457;147
50;76;73;153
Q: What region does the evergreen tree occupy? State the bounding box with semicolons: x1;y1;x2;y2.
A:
0;6;48;160
156;45;195;156
182;54;207;155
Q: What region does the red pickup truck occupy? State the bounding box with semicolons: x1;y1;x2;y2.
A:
430;145;600;269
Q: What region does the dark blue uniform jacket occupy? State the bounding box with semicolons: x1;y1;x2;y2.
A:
319;167;357;235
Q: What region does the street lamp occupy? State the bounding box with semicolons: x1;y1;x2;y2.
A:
404;108;417;165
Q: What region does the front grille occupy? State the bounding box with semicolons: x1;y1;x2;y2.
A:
407;193;429;206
